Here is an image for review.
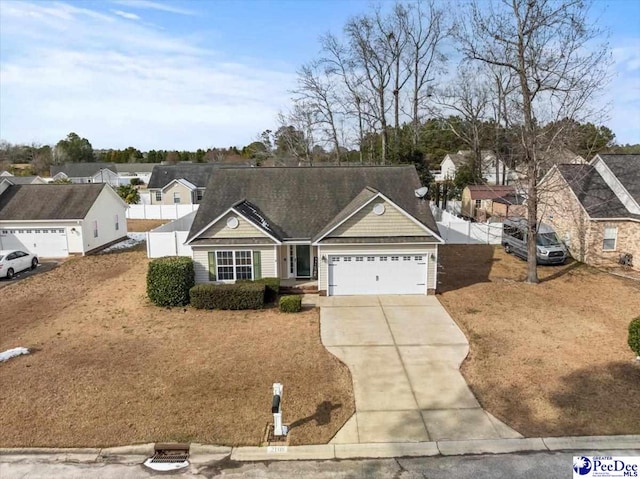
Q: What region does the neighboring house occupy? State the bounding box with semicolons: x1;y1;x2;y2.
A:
461;185;521;221
185;166;443;296
435;150;517;185
0;171;14;177
148;164;217;205
0;183;128;257
538;153;640;270
113;163;159;185
50;163;160;186
51;163;119;186
0;176;47;185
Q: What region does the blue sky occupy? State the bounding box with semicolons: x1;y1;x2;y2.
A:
0;0;638;151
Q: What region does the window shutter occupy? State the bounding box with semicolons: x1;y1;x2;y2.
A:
253;251;262;280
208;252;217;281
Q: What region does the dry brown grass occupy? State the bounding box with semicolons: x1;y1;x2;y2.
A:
438;244;640;437
126;219;169;232
0;250;354;447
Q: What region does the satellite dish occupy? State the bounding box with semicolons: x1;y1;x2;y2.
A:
414;186;429;198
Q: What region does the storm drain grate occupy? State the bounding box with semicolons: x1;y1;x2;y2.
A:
149;453;189;464
144;443;190;472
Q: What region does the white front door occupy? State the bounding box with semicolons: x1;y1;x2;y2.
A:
328;253;427;296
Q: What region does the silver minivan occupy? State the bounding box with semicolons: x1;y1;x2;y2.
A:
502;217;567;265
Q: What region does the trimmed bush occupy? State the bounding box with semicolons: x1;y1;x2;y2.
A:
279;295;302;313
629;316;640;357
190;283;266;310
237;277;280;303
147;256;194;307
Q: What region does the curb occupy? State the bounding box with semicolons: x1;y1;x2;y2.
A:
1;435;639;464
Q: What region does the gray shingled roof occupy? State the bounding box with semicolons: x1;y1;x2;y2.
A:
148;164;218;189
597;154;640;203
0;184;105;220
50;163;116;178
188;166;439;241
557;164;640;220
2;176;44;185
114;163;160;174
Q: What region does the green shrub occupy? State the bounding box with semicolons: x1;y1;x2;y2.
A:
237;277;280;303
190;283;265;310
147;256;194;307
629;316;640;356
279;295;302;313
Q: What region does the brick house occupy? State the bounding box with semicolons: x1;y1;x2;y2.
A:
461;185;524;221
538;154;640;270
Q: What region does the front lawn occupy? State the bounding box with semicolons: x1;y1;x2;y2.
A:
0;249;354;447
438;245;640;437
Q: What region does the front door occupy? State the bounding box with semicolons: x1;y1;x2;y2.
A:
296;244;311;277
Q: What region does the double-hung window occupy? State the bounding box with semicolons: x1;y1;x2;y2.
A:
93;220;98;238
155;191;162;202
603;227;617;251
211;250;256;281
173;192;181;204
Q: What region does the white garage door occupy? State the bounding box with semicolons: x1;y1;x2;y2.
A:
0;228;69;257
328;254;427;296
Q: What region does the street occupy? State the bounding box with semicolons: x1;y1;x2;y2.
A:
2;449;639;479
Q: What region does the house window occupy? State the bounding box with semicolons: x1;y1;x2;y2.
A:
391;256;399;261
196;190;204;201
356;256;364;262
115;214;119;231
173;192;181;204
475;199;482;209
603;227;617;251
403;256;411;261
215;251;253;281
367;256;375;261
155;191;162;202
93;220;98;238
379;256;387;261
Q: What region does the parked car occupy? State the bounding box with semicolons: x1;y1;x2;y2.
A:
0;250;39;279
502;217;567;265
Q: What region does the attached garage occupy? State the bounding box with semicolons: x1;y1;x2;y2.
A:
328;253;427;295
0;228;69;257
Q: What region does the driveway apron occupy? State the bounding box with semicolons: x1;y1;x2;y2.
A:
319;295;522;444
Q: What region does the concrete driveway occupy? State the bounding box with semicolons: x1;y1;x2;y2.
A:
319;295;522;444
0;262;59;289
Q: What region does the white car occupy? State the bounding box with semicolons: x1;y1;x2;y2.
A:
0;250;39;279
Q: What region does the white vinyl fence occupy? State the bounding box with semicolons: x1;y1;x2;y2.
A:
127;204;199;220
145;211;196;258
432;205;503;245
146;231;192;257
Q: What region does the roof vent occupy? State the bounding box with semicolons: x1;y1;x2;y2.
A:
414;186;429;198
226;217;239;229
373;203;385;215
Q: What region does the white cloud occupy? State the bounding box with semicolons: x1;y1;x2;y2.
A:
0;1;295;150
112;0;195;16
111;9;141;21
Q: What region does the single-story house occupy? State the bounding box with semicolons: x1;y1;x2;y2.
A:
50;163;160;186
185;166;443;296
0;183;128;257
538;153;640;270
461;185;520;221
148;164;217;205
0;175;48;185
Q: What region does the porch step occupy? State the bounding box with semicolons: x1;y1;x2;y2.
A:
280;287;319;295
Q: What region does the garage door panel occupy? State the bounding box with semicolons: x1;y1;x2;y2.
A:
0;228;68;257
328;254;426;296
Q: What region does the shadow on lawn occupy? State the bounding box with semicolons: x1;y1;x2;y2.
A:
468;360;640;437
437;245;496;293
539;258;582;283
289;401;343;430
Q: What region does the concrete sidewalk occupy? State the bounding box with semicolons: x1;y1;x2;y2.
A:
318;295;522;444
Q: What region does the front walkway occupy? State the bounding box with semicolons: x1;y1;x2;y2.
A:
318;295;522;444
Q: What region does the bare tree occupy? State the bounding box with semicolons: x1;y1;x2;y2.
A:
294;61;342;163
455;0;611;283
344;13;395;163
430;65;493;178
404;0;448;147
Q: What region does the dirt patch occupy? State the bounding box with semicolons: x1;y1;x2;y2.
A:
126;219;169;232
0;250;354;447
438;244;640;437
